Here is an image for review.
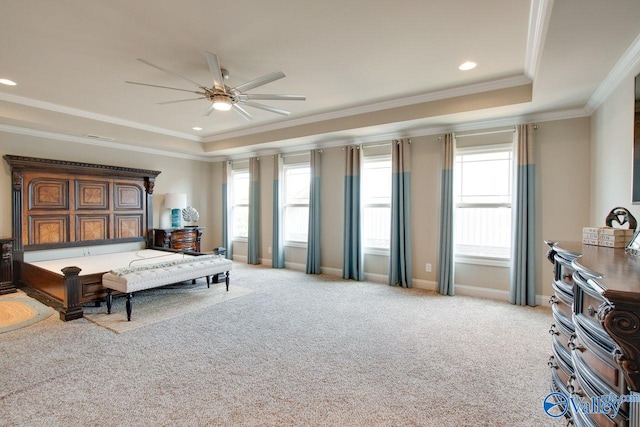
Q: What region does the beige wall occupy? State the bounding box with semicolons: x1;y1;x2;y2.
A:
0;113;597;303
0;133;216;251
536;117;591;297
591;68;640;223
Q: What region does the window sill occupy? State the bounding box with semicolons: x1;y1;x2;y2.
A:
364;248;389;256
284;241;307;249
232;237;248;243
455;255;510;268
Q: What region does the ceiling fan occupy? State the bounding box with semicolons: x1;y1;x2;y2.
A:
125;52;305;121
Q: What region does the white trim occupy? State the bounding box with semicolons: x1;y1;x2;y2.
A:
585;32;640;114
260;258;272;267
284;261;306;272
363;272;388;284
363;248;390;256
284;241;308;249
0;92;201;142
203;75;532;143
455;256;510;268
454;284;510;301
320;266;342;277
412;278;438;291
232;254;247;263
0;123;209;161
524;0;555;79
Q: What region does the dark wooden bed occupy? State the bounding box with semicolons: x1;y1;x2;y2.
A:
3;155;161;320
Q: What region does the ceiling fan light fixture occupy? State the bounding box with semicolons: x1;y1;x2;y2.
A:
212;94;232;111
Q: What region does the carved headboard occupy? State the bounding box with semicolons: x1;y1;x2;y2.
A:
3;155;161;262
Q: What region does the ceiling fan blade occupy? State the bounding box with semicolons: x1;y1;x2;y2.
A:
236;94;306;101
204;52;226;92
203;104;215;116
242;101;291;116
157;97;206;105
232;104;253;121
125;81;206;95
232;71;285;93
137;58;207;89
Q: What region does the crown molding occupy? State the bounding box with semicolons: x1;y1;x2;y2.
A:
203;75;532;143
0;92;202;142
0;124;211;161
524;0;554;79
218;107;589;162
585;32;640;114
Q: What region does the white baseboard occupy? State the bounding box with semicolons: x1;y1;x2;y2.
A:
284;261;306;272
412;278;438;291
232;254;247;263
321;266;342;277
231;259;552;306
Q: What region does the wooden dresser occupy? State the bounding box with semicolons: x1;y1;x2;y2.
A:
152;227;203;253
546;241;640;426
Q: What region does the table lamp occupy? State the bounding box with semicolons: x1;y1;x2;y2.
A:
165;193;187;228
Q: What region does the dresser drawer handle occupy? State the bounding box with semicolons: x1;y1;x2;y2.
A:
568;341;585;352
549;295;558;305
548;355;558;370
548;324;559;336
562;274;572;280
587;305;596;317
567;375;584;396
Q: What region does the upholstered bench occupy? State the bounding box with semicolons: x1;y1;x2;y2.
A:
102;255;232;321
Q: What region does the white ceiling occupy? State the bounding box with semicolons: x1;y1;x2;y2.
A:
1;0;639;160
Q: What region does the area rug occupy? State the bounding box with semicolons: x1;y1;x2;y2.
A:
0;294;55;334
83;282;252;333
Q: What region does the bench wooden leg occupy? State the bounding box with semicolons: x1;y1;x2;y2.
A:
126;293;133;321
225;271;230;292
206;275;211;288
106;289;113;314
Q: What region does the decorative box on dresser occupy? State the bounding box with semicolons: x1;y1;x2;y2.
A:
546;241;640;426
152;227;203;253
0;238;15;295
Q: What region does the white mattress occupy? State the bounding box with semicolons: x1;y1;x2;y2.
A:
28;250;197;276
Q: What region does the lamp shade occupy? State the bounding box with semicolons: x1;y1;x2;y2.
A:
165;193;187;209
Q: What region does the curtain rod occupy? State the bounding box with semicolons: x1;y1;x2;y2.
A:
453;128;515;139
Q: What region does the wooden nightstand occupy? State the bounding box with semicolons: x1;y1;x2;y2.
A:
152;227;203;252
0;238;15;295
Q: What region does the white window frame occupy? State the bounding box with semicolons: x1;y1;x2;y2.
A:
454;143;512;268
283;163;310;246
362;153;392;255
231;168;249;242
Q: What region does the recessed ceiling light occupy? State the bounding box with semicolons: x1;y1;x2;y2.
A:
0;78;17;86
192;127;203;131
458;61;477;71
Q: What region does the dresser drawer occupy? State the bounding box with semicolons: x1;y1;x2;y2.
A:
171;240;196;252
552;302;575;337
551;339;574;388
552;280;574;322
573;323;624;395
573;350;629;425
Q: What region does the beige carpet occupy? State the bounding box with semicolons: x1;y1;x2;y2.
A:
83;281;252;333
0;264;557;426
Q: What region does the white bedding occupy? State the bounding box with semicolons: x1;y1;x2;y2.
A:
28;250;196;276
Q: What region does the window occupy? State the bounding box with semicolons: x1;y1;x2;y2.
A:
231;169;249;240
362;155;392;251
283;164;310;243
454;146;512;260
